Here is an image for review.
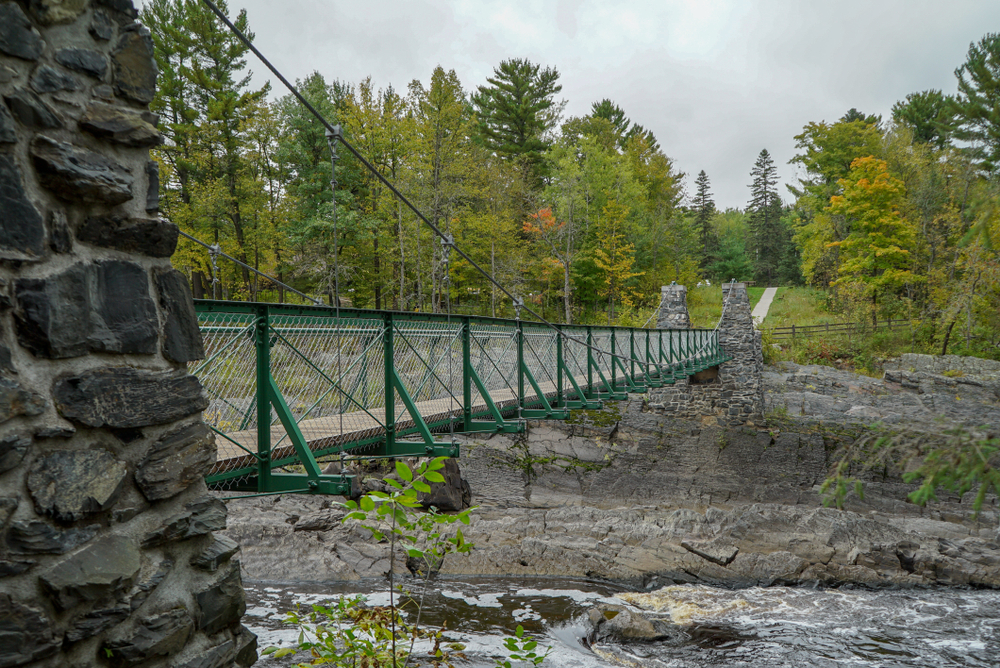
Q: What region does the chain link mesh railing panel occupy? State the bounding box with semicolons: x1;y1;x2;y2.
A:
469;321;519;412
522;324;559;403
392;319;464;434
193;310;260;488
268;313;387;460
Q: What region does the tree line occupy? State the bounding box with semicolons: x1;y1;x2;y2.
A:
147;0;999;352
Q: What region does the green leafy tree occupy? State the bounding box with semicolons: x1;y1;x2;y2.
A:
788;117;883;286
952;33;1000;173
827;157;919;321
592;200;644;322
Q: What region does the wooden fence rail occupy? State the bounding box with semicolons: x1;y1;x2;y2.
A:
769;318;911;341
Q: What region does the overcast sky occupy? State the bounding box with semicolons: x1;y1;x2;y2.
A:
204;0;997;210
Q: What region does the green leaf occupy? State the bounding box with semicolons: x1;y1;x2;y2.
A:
384;478;404;490
406;548;424;558
412;481;431;493
359;495;375;512
396;460;413;482
424;471;445;483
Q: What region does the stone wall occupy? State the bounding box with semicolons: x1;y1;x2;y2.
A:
0;2;254;667
655;283;690;329
649;282;764;426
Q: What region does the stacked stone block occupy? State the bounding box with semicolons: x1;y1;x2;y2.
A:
0;2;255;667
655;283;690;329
649;282;765;426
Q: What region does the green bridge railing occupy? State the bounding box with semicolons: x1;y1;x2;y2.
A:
193;300;729;496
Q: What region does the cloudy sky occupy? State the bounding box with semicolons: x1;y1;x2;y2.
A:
210;0;997;209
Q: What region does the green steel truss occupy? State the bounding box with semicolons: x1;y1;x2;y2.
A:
193;300;729;495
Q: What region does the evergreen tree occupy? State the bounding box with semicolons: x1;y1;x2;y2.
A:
693;170;716;268
590;98;659;152
840;108;882;127
472;58;563;186
747;149;785;285
952;33;1000;173
143;0;270;298
891;89;955;149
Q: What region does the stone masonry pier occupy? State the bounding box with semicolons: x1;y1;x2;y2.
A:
0;3;253;668
648;282;764;426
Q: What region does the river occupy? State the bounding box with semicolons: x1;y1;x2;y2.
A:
244;577;999;667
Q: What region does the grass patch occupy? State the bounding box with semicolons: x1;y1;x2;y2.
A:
763;287;840;327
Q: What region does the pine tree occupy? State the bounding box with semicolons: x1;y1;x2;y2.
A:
952;33;1000;173
590;99;659;152
693;170;716;269
472;59;562;186
746;149;784;285
891;89;955;149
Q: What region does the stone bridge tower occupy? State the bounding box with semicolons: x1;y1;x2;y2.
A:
0;2;253;667
649;282;764;426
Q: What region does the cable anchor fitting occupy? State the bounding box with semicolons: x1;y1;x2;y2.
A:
513;296;524;321
325;125;342;189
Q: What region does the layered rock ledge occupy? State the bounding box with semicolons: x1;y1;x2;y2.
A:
223;356;999;590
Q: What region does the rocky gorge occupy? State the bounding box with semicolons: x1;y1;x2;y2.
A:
223;353;1000;592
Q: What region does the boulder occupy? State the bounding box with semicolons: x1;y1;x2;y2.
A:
234;625;259;667
195;561;246;634
27;449;128;522
418;458;472;511
31;135;133;205
585;604;687;645
65;604;130;643
145;160;159;211
0;379;46;425
155;268;205;363
190;534;239;572
15;261;159;358
0;432;32;473
53;367;208;428
89;10;114;41
77;212;177;256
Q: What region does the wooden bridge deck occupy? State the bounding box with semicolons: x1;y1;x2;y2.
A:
211;381;560;474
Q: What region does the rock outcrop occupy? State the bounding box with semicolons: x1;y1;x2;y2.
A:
224;355;998;591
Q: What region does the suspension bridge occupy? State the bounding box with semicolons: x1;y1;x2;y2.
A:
194;300;729;497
